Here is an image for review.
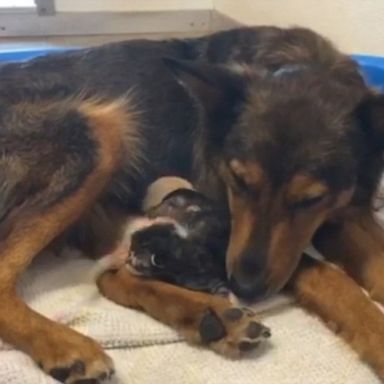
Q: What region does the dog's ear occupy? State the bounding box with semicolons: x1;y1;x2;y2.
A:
163;57;246;115
356;94;384;150
163;58;247;147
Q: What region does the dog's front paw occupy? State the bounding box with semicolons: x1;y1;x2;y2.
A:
201;306;271;358
182;304;271;358
33;324;114;383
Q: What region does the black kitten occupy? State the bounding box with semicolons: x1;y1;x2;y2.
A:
127;189;230;295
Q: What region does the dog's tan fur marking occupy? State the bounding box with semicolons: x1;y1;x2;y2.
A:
287;174;328;203
229;159;264;188
291;255;384;379
225;186;256;273
78;97;143;175
315;210;384;305
266;212;328;292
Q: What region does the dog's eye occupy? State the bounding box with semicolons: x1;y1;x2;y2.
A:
292;194;325;209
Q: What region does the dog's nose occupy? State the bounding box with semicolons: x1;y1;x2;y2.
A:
229;274;268;301
228;252;268;301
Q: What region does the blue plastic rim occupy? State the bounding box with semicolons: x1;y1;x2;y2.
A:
0;47;73;62
0;48;383;91
352;54;384;92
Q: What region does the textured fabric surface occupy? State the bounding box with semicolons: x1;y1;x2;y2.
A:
0;248;380;383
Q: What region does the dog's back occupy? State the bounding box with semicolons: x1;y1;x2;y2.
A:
0;27;363;207
0;26;367;257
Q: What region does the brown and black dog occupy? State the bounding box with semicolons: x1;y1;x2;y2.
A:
1;26;384;382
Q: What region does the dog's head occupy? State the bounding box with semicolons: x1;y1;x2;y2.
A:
164;57;384;301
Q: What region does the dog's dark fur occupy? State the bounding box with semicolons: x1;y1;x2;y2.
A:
2;26;384;382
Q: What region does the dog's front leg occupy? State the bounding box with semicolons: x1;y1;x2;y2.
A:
290;254;384;379
314;211;384;304
97;268;271;358
0;99;131;383
0;184;115;383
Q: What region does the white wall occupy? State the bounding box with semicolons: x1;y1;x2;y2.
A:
55;0;213;12
0;1;212;39
3;0;383;53
213;0;384;55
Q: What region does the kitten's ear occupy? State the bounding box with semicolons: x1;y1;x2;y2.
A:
355;93;384;150
163;57;246;114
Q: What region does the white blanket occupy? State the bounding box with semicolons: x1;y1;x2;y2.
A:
0;248;380;383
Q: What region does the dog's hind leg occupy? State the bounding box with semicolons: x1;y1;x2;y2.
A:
290;254;384;379
313;211;384;304
0;99;134;383
97;268;271;358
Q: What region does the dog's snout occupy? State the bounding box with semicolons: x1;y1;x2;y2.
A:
228;250;268;301
241;250;265;275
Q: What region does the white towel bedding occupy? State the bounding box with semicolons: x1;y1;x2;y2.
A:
0;246;381;383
